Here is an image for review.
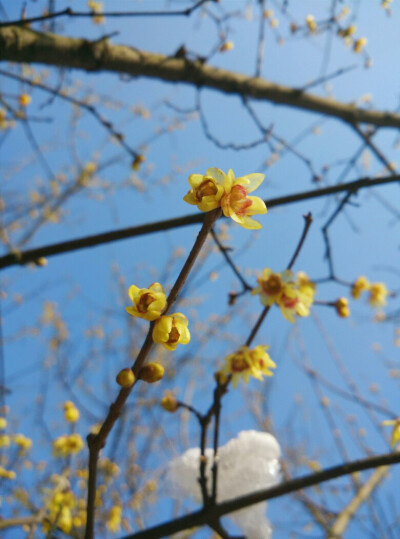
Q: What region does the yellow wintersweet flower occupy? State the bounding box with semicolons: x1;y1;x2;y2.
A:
335;297;350;318
306;14;317;33
0;465;16;480
368;282;388;308
126;282;167;321
220;169;267;229
252;269;315;322
13;434;33;451
52;433;84;457
88;0;104;24
222;345;276;388
0;417;7;429
107;505;122;533
63;401;80;423
354;37;367;53
183;167;226;212
219;41;234;52
18;93;32;107
351;275;370;299
0;434;11;447
184;168;267;229
382;418;400;448
152;313;190;351
252;268;292;306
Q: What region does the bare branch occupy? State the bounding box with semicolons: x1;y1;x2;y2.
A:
2;27;400;128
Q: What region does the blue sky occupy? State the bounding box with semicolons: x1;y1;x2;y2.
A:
1;1;400;537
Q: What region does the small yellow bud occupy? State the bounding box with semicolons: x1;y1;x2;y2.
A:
306;14;317;33
116;368;136;388
138;362;164;383
19;93;32;107
0;417;7;430
35;257;48;267
161;393;179;412
354;37;367;54
132;154;146;171
64;404;80;423
219;41;234;52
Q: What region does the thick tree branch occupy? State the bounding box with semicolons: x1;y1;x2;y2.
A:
0;173;398;271
2;26;400;128
122;451;400;539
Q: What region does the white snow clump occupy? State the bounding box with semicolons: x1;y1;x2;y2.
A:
166;430;281;539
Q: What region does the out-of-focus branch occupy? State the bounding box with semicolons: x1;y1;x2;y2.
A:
1;174;398;271
2;27;400;127
328;466;389;538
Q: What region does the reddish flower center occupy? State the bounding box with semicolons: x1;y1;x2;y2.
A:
281;294;299;309
231;355;250;372
137;293;154;313
196;179;218;201
262;275;282;295
167;326;180;344
229;185;252;216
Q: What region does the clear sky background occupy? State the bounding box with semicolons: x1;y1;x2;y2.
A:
1;1;400;537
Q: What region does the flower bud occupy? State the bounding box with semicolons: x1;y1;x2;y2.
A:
116;368;136;388
335;297;350;318
161;393;179;412
138;363;164;383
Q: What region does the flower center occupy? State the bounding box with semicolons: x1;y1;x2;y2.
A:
167;326;180;344
229;185;252;216
262;275;282;295
196;179;218;201
137;293;154;313
231;355;250;372
281;293;299;309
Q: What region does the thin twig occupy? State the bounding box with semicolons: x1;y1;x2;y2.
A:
84;208;221;539
0;0;210;27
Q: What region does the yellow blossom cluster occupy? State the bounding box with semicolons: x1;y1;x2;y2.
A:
184;168;267;229
126;282;191;352
351;276;389;308
14;433;33;452
107;505;122;533
52;433;84;457
252;269;315;322
43;489;86;533
126;282;167;321
219;345;276;388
